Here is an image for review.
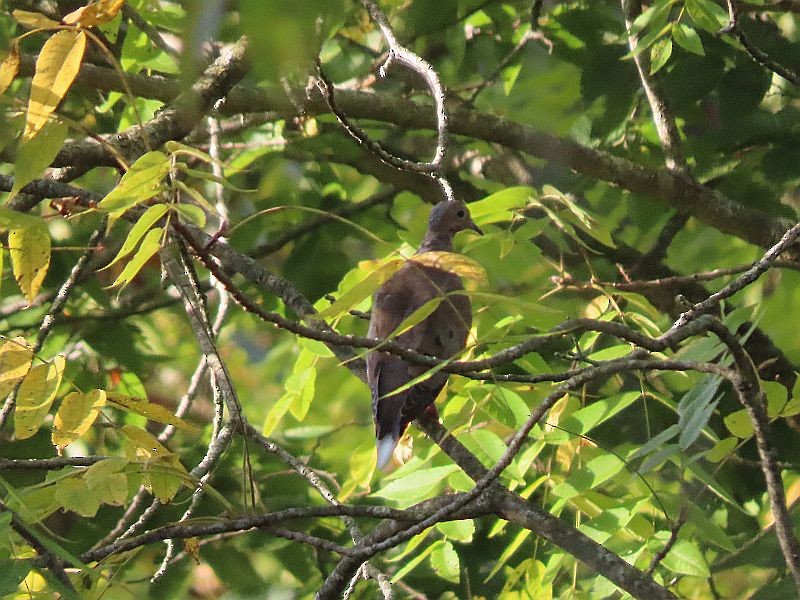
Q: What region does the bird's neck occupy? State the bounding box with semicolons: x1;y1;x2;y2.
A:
418;232;453;253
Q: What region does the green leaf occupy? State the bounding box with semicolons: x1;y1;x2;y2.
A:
55;477;100;517
485;528;532;582
558;391;641;437
723;409;753;438
389;296;444;338
84;458;129;506
10;120;68;200
629;0;674;36
102;203;168;271
430;540;460;583
97;150;170;214
649;37;673;74
173;203;207;227
629;424;679;461
0;559;31;596
111;226;162;287
436;519;475;543
374;465;460;507
468;186;534;224
686;0;729;32
551;453;624;499
677;376;721;449
705;436;737;463
660;538;710;576
672;22;705;55
461;429;523;480
390;540;442;583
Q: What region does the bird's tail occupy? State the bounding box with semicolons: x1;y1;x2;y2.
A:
376;434;399;470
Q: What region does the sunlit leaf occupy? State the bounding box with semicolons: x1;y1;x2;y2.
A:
557;391;641;438
686;0;729;32
62;0;126;27
8;217;50;303
24;30;86;139
0;337;34;398
98;151;170;215
110;226;163;288
723;409;753;438
0;43;20;95
52;389;107;449
11;10;59;29
102;204;168;271
315;258;403;319
107;393;197;430
374;465;460;507
430;540;460;583
411;251;487;283
14;356;65;440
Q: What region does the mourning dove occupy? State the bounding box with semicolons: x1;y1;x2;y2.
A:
367;201;483;468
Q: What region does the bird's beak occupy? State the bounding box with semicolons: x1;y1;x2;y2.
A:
467;219;483;236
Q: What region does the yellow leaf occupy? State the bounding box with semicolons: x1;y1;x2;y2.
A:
120;424;173;459
184;538;201;564
0;337;34;398
11;10;60;29
411;251;487;283
52;389;106;449
62;0;126;27
14;356;65;440
8;218;51;303
0;43;20;96
24;30;86;140
107;393;198;431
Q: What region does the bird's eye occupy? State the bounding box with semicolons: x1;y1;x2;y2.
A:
456;210;465;218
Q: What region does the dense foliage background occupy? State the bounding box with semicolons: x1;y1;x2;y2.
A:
1;0;800;598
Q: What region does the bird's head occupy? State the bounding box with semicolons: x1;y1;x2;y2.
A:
427;201;483;237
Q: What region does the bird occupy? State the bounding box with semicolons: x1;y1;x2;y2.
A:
367;200;483;469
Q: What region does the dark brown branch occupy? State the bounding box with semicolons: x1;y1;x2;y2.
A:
16;52;791;251
50;37;249;179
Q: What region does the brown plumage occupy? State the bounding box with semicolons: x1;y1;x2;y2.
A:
367;201;482;468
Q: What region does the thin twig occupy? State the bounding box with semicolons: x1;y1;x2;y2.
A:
719;1;800;86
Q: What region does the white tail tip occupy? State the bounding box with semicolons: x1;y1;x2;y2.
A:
376;435;399;470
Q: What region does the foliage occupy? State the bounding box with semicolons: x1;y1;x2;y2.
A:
0;0;799;598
